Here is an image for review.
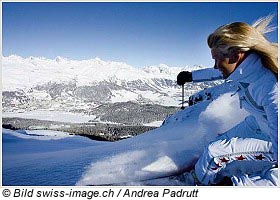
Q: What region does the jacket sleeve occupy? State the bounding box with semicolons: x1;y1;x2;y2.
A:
261;83;278;162
192;68;223;82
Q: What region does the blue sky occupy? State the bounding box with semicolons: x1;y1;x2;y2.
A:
2;2;278;68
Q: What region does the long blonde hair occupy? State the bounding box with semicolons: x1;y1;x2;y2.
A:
207;15;278;75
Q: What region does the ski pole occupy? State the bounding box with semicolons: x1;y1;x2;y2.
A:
181;84;185;110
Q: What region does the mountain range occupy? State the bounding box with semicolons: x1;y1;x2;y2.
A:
2;55;220;125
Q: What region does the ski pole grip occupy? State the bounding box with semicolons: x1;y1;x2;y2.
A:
181;84;185;110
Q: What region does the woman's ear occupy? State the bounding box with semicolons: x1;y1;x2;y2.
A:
228;50;246;64
228;49;240;64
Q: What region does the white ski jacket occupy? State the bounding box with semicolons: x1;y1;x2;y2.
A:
192;53;278;162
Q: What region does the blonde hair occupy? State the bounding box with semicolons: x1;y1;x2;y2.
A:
207;15;278;74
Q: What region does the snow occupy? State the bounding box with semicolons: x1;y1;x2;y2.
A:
4;129;74;141
110;89;179;106
2;110;95;123
144;121;163;127
199;92;248;135
110;89;140;103
142;156;179;173
2;81;249;186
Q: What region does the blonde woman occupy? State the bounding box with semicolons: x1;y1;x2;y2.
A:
177;15;278;186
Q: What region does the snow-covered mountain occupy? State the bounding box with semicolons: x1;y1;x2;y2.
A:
2;55;203;90
2;55;219;124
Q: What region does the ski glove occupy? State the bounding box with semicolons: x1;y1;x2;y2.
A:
177;71;193;85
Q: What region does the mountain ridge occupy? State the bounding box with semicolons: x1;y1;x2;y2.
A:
2;54;204;90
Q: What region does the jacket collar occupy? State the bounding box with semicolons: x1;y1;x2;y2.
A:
226;53;268;84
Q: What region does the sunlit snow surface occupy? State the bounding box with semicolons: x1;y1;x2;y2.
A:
2;82;249;186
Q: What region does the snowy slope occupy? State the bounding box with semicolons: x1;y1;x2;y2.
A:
2;81;249;186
